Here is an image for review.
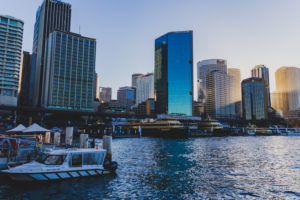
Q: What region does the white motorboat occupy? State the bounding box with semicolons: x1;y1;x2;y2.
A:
1;148;117;181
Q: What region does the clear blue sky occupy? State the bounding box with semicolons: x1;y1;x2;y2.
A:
1;0;300;99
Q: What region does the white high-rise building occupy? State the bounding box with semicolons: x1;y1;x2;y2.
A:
206;70;235;119
132;73;143;87
94;73;100;100
0;15;24;106
275;67;300;116
135;73;154;106
197;59;227;103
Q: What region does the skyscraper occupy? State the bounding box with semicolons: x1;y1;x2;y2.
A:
271;91;283;117
228;68;242;117
100;87;112;103
154;31;193;116
41;31;96;111
132;73;143;88
32;0;71;106
94;73;100;100
135;73;154;106
227;68;241;103
0;15;24;106
18;51;32;106
117;86;135;111
275;67;300;116
242;78;268;121
197;59;227;103
206;70;235;119
251;65;270;107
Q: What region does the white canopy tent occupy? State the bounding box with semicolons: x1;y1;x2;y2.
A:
22;123;50;133
7;124;26;133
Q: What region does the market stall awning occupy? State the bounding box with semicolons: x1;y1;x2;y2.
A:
22;123;50;133
7;124;26;133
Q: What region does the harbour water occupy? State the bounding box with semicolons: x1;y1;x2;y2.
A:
1;136;300;199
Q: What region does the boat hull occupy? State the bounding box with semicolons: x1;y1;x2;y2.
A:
141;128;188;138
0;158;7;170
2;169;112;182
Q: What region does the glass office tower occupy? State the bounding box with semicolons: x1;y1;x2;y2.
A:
0;15;24;106
154;31;193;116
251;65;270;107
242;77;268;121
42;31;96;111
32;0;71;106
117;86;136;111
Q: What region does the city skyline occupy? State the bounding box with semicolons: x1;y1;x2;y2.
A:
2;0;300;98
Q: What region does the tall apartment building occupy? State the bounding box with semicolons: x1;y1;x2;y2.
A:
197;59;227;103
0;15;24;106
206;70;235;119
135;73;154;106
18;51;32;106
41;31;96;111
100;87;112;103
251;65;271;107
242;77;268;121
32;0;71;106
132;73;143;88
275;67;300;116
155;31;193;116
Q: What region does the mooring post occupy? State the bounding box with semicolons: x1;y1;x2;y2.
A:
44;132;51;144
54;132;60;146
65;127;73;146
102;135;112;162
80;134;89;148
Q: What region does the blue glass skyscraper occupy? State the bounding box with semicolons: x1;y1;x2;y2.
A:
242;77;268;121
154;31;193;116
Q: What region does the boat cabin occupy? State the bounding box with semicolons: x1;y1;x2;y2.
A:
36;148;107;168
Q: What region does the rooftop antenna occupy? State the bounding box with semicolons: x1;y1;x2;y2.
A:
79;25;81;34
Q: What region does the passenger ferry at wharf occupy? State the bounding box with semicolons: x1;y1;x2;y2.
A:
140;118;188;138
1;147;117;181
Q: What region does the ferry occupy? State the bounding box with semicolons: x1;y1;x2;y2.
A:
141;118;188;138
196;120;223;133
1;148;117;182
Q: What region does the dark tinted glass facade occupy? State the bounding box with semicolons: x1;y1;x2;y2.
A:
155;31;193;116
242;78;267;121
32;0;71;106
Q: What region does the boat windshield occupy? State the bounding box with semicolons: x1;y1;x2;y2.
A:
35;153;48;163
36;153;65;165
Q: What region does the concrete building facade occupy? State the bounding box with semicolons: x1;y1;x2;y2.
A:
42;31;96;111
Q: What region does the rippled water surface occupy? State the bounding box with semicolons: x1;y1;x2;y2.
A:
1;136;300;199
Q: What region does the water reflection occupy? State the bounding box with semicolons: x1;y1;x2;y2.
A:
0;137;300;199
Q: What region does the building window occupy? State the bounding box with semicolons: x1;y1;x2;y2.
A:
1;17;8;24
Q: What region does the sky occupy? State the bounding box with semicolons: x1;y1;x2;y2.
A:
1;0;300;99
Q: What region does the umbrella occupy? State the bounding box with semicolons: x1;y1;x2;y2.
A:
7;124;26;133
22;123;50;133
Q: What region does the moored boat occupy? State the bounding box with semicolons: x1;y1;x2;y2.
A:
1;147;117;181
